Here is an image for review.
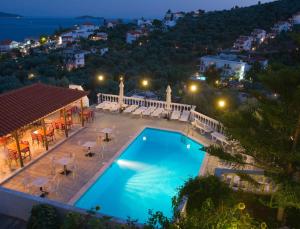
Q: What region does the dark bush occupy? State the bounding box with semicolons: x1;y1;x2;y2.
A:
27;204;60;229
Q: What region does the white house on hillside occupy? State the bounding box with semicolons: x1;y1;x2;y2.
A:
251;29;267;44
233;36;253;51
126;30;148;44
80;22;99;32
199;54;250;80
64;50;86;71
272;21;292;34
0;40;19;52
137;18;153;28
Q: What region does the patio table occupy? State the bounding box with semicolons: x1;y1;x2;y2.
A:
100;128;113;142
56;157;72;176
31;177;49;198
82;141;97;157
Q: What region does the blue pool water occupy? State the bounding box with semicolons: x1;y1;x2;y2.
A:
75;128;206;223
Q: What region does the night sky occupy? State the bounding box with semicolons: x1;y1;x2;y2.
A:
2;0;273;18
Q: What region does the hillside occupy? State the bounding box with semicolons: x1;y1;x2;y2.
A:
0;12;22;18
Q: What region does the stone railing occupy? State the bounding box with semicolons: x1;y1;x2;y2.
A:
190;110;224;134
98;93;195;111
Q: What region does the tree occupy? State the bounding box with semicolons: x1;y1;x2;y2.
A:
208;65;300;223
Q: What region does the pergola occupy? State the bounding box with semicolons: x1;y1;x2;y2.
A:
0;83;88;167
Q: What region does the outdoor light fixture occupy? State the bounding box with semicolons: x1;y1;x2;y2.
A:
218;99;226;108
142;80;148;87
98;75;104;81
190;84;197;92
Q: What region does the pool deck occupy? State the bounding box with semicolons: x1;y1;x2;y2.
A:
1;111;219;204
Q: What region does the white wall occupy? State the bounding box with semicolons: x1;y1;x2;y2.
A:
69;84;89;107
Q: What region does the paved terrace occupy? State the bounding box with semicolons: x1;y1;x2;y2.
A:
2;111;218;204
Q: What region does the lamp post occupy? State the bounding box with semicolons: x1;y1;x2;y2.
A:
141;79;149;107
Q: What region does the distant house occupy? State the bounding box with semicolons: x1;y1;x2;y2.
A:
233;36;253;51
272;21;292;34
90;32;108;41
106;20;120;29
137;18;153;28
80;22;99;32
64;50;86;71
59;32;75;45
292;12;300;25
126;30;148;44
199;54;251;80
0;40;19;53
163;10;185;28
251;29;267;44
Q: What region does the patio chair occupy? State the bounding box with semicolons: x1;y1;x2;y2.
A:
21;175;32;192
179;110;190;122
123;105;138;113
46;129;55;143
31;133;39;145
151;108;165;118
170;110;181;120
46;174;61;197
37;134;44;146
142;106;156;116
7;149;19;166
132;106;147;116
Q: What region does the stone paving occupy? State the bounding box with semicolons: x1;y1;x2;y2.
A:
2;111;218;204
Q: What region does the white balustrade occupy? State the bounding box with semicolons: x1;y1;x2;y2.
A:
190;110;224;134
97;93;223;134
98;93;194;111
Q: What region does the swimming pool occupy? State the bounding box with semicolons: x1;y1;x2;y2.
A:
75;127;206;223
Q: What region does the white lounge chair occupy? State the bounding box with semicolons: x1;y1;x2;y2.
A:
142;106;156;116
103;102;117;111
170;110;181;120
109;103;121;112
179;110;190;122
192;119;213;134
211;131;229;146
132;106;147;115
96;101;109;109
123;105;138;113
151;107;165;118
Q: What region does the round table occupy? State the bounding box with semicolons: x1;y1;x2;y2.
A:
100;128;113;142
56;157;72;176
31;177;49;197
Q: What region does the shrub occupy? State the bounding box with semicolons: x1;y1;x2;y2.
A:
27;204;60;229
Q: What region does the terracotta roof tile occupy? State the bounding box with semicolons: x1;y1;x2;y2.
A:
0;83;88;136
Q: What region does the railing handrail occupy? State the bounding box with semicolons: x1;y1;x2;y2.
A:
97;93;224;134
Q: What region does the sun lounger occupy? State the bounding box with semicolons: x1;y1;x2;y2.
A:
123;105;138;113
191;119;213;134
179;110;190;122
151;108;165;118
109;103;121;112
132;106;147;115
211;131;229;146
142;106;156;116
96;101;109;109
102;102;117;111
170;110;181;120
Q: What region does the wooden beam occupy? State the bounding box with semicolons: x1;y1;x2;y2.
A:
41;119;48;150
63;108;68;138
13;131;24;168
80;99;84;127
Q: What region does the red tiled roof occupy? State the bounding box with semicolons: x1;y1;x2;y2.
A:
0;83;88;136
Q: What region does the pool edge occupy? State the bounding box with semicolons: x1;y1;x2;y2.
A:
68;125;209;205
